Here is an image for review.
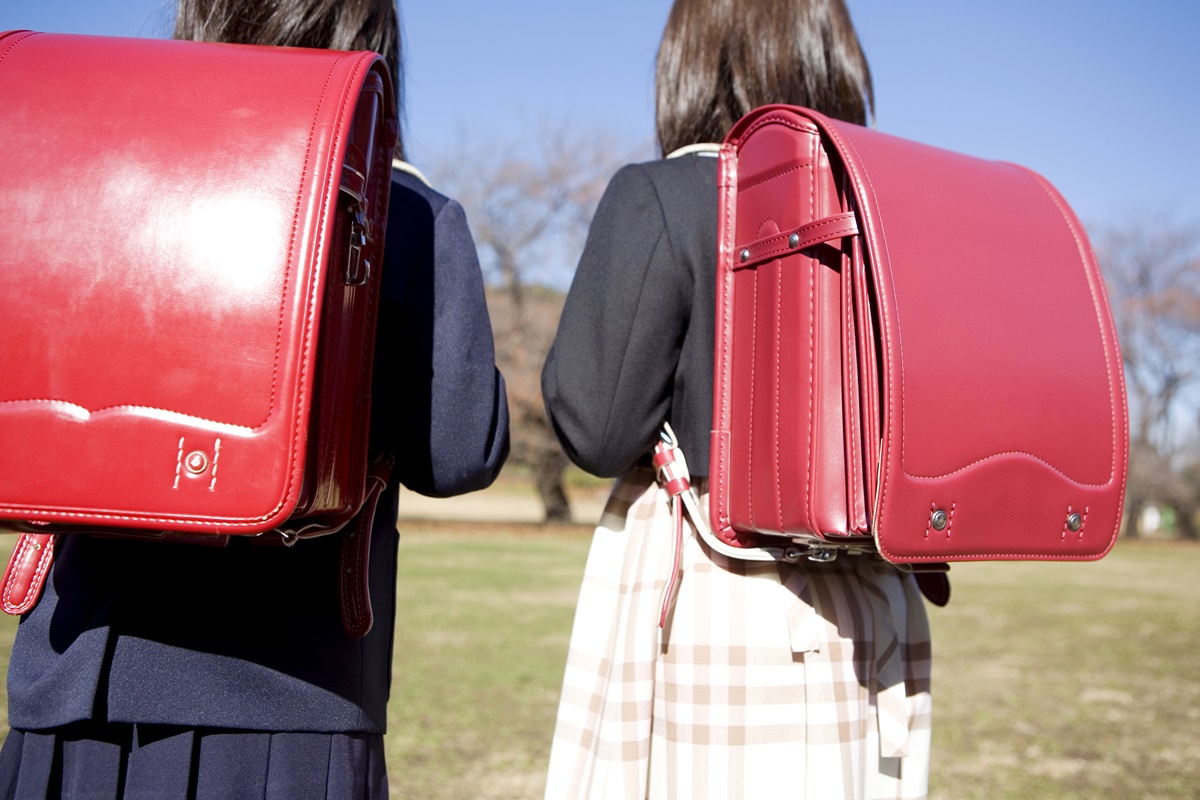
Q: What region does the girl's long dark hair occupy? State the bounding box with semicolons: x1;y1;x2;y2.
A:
173;0;405;158
655;0;873;155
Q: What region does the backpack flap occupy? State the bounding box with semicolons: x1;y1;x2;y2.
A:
0;32;395;536
820;110;1127;562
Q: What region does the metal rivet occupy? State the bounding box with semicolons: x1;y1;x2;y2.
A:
788;232;801;248
783;545;804;563
930;509;949;531
739;249;751;263
1066;513;1083;532
185;450;209;475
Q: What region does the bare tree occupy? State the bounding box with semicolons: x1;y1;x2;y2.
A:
430;128;637;522
1096;220;1200;538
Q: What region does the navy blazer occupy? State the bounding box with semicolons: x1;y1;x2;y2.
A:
543;154;718;478
6;171;509;734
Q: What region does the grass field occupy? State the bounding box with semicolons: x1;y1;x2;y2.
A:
0;527;1197;799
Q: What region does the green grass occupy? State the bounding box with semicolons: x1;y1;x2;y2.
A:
0;532;1196;798
387;523;591;799
926;542;1200;800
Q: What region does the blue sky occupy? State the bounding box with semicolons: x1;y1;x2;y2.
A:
4;1;1198;229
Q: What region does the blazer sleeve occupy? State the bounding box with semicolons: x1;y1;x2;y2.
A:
376;184;510;497
542;164;693;478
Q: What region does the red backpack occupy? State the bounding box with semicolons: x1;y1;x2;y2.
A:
656;105;1127;574
0;32;397;633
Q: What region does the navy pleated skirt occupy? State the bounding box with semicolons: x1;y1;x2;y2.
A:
0;724;387;800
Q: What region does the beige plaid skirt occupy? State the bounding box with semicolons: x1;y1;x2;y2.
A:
545;470;932;799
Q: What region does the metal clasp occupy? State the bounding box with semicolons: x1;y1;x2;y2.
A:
345;205;370;286
781;543;841;563
340;168;371;287
807;546;839;563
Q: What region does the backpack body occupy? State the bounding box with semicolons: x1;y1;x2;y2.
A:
710;105;1128;563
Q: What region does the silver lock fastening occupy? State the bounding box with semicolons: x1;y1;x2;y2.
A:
345;206;370;286
808;547;838;563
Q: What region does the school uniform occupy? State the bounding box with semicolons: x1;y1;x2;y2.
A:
0;169;510;800
542;153;932;799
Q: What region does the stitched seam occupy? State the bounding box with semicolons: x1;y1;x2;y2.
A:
715;148;738;535
805;133;818;536
747;265;758;529
3;535;53;612
887;552;1112;561
0;400;258;432
903;451;1114;486
1062;504;1090;540
208;437;222;491
737;215;858;267
272;53;346;424
1;535;33;609
172;438;185;489
0;30;38;67
27;537;54;606
738;162;810;193
774;238;783;532
845;250;863;529
737;113;817;149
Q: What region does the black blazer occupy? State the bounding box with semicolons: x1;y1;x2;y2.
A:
6;171;510;734
543;154;719;478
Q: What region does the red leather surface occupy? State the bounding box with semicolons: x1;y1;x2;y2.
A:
712;105;1128;562
0;32;395;534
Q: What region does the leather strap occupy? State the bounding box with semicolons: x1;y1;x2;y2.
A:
2;531;56;615
338;459;392;638
732;212;859;271
650;442;689;628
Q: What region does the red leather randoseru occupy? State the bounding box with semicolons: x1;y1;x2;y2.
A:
710;105;1128;562
0;31;396;537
